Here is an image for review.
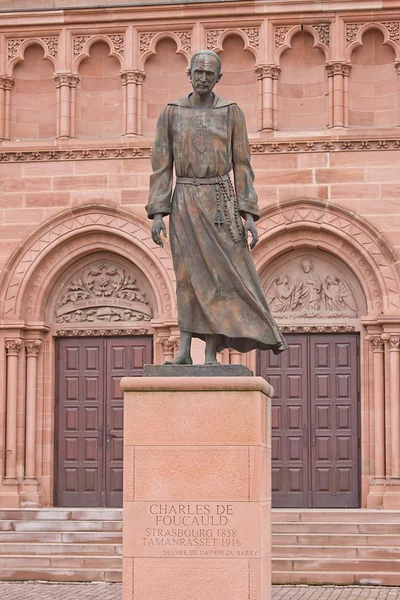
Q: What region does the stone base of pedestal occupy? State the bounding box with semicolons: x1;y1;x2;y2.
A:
121;376;272;600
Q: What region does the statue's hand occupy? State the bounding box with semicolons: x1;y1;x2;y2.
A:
152;214;167;248
243;213;259;250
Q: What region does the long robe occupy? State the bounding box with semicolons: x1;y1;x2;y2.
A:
146;93;287;354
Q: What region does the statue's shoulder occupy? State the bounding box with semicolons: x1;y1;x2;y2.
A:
213;96;237;108
168;96;191;108
166;95;238;109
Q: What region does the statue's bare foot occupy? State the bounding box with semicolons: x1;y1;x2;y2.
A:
204;359;221;365
164;351;193;365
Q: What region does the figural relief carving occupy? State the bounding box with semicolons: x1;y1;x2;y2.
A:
266;257;358;318
56;262;152;324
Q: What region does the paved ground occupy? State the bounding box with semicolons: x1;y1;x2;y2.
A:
0;584;399;600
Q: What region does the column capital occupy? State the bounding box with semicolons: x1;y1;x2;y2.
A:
326;62;351;77
53;72;80;88
255;65;280;80
25;339;42;357
0;75;14;91
382;334;400;350
366;334;385;352
5;338;22;356
120;70;146;85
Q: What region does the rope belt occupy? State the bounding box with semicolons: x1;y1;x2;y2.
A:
175;173;242;244
175;174;230;185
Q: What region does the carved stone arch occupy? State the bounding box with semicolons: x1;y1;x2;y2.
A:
252;199;400;316
7;37;57;76
211;29;259;61
0;205;176;324
140;32;191;71
275;25;330;63
73;35;124;71
346;23;400;62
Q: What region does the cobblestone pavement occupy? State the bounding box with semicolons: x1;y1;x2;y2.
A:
0;584;399;600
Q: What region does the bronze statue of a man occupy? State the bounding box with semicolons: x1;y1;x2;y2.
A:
146;50;287;364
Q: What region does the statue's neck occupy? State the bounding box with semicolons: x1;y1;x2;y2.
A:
190;91;214;108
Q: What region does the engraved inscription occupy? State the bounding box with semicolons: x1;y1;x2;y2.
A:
125;501;262;558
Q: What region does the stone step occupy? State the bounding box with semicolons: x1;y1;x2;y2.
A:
272;533;400;547
272;558;400;573
272;545;400;559
272;509;400;523
0;568;122;583
272;571;400;586
0;531;121;543
0;556;122;569
8;520;122;532
0;509;122;521
272;522;400;534
0;543;122;556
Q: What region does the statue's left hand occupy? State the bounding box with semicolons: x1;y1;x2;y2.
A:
243;213;259;249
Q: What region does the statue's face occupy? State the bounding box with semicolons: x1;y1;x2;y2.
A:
302;260;312;273
190;55;221;95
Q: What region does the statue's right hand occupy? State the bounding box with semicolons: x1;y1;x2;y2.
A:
152;214;167;248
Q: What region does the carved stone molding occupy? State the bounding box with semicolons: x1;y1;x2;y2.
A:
139;32;155;54
42;37;58;57
108;34;124;55
255;65;280;79
121;70;146;85
25;340;42;357
174;30;192;52
274;26;289;50
55;261;152;324
73;34;124;57
206;29;224;50
383;21;400;43
7;36;59;60
7;38;24;60
5;339;22;356
242;27;260;50
53;73;80;88
346;23;363;45
279;325;356;334
382;334;400;350
156;336;180;351
73;35;90;56
326;62;351;77
367;335;385;352
266;257;358;319
0;76;14;91
57;328;150;337
313;24;330;46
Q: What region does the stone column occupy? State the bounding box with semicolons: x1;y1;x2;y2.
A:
156;336;180;363
255;65;280;131
326;62;351;128
4;339;22;481
24;340;42;482
121;70;146;136
53;73;80;139
367;335;386;478
387;335;400;478
0;76;14;140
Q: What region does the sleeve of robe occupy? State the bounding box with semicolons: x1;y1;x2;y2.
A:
230;104;260;221
146;105;174;219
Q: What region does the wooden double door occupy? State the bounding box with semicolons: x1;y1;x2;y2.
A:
258;334;360;508
55;337;152;507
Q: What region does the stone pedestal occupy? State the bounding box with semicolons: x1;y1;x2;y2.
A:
120;376;273;600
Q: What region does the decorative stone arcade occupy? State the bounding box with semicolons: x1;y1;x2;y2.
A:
0;201;399;508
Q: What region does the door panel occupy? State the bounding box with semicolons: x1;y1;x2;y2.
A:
258;333;360;509
56;336;152;507
259;336;309;508
57;340;104;507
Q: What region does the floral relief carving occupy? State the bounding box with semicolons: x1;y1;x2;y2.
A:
266;258;358;319
242;27;260;50
382;334;400;349
5;339;22;355
156;336;180;351
42;37;58;57
206;29;225;50
313;24;330;46
57;328;150;336
274;26;290;50
109;34;124;55
121;71;146;85
140;32;155;54
280;325;356;334
174;30;192;52
73;35;90;56
25;340;42;357
346;23;363;45
56;262;152;324
0;76;14;91
366;335;385;352
383;21;400;43
7;38;24;60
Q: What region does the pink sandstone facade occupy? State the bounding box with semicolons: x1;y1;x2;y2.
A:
0;0;400;516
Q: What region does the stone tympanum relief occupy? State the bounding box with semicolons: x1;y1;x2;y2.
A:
266;257;358;318
56;262;152;324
